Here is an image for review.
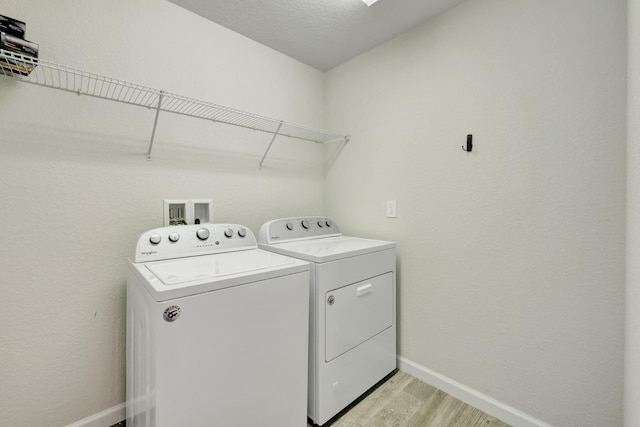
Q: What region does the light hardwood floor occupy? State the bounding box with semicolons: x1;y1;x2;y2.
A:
310;370;512;427
113;370;511;427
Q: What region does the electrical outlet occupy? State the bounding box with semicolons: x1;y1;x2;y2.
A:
191;199;213;224
386;200;397;218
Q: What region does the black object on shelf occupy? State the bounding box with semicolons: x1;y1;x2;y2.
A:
0;15;26;39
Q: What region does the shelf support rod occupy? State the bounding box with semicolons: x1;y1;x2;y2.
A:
146;91;164;161
258;120;284;170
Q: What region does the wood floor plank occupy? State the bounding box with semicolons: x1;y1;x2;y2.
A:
483;415;513;427
406;390;462;426
330;371;416;426
403;377;439;401
448;402;495;427
309;370;512;427
361;391;423;427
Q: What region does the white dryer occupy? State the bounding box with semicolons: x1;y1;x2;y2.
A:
127;223;310;427
258;217;396;426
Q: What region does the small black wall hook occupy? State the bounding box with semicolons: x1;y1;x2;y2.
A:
462;134;473;152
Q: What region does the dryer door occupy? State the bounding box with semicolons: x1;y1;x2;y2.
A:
325;272;393;362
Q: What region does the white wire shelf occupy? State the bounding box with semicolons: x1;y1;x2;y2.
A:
0;49;349;167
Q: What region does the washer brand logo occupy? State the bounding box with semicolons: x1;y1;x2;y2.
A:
270;235;281;240
163;305;181;322
141;250;157;256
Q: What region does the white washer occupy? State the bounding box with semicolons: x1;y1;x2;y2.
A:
258;217;396;426
127;223;310;427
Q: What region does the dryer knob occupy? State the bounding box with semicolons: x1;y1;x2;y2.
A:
286;222;294;231
325;220;332;227
301;220;310;229
317;221;324;227
224;228;234;238
237;227;247;238
149;234;162;245
196;228;210;241
168;232;180;242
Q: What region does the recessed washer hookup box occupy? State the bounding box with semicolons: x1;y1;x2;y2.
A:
0;15;26;39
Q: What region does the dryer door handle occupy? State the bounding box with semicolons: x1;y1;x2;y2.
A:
356;283;372;297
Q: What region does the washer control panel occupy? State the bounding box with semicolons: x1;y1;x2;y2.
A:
258;217;341;244
133;224;255;262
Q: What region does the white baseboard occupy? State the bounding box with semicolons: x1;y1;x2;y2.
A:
397;356;553;427
64;402;125;427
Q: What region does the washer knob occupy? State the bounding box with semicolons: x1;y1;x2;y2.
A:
224;228;234;238
325;220;332;227
317;221;324;227
168;232;180;242
196;228;210;241
149;234;162;245
301;220;310;229
286;222;294;231
238;227;247;238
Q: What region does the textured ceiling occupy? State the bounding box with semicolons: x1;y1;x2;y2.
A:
167;0;466;71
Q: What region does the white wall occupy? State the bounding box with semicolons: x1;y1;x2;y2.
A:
325;1;626;426
0;1;327;426
627;0;640;425
1;1;628;426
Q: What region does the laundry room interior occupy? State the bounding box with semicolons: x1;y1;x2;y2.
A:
1;0;638;426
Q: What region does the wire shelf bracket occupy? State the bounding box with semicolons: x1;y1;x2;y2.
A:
147;90;164;161
0;49;350;168
259;121;283;170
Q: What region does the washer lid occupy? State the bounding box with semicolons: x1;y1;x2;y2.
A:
146;250;296;285
261;236;395;263
130;249;309;301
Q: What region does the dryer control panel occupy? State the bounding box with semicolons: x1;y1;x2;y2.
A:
258;217;341;245
133;224;256;262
